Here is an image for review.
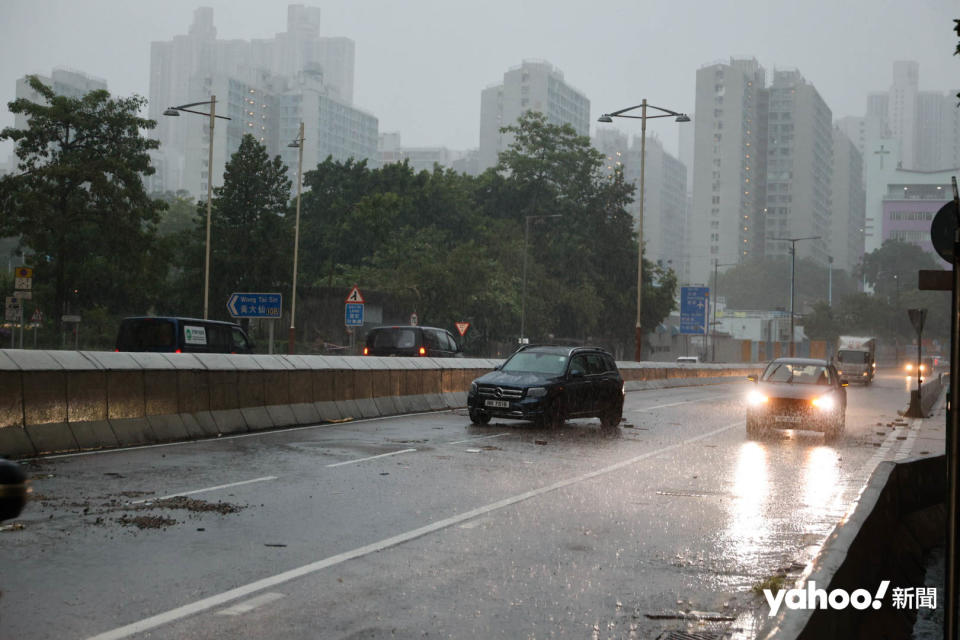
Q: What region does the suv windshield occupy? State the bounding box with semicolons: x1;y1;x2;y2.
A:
762;363;832;385
501;351;569;375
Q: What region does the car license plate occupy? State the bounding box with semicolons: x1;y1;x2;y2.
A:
485;399;510;408
775;415;803;424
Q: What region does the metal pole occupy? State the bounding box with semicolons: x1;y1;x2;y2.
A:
789;241;796;357
268;320;274;355
712;259;718;362
947;175;960;640
521;216;530;343
203;95;216;320
828;256;833;307
288;121;304;354
634;99;647;362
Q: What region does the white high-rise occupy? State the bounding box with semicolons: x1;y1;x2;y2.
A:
478;60;590;172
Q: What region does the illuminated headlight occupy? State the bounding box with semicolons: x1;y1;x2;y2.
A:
837;370;843;375
526;387;547;398
906;364;913;372
470;382;477;395
862;371;868;376
747;389;768;406
812;395;835;411
872;363;877;369
919;364;926;372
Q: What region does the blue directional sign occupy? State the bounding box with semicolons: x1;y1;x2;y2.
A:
345;302;364;327
680;286;710;335
227;293;282;318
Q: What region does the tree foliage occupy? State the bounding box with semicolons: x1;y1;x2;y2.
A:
0;76;166;325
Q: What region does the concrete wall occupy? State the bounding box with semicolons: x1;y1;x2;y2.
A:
0;350;760;459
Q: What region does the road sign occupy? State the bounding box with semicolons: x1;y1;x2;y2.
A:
13;291;31;300
455;322;470;337
5;297;21;322
227;293;282;318
14;267;32;279
680;286;710;335
61;315;81;323
31;309;42;323
345;286;365;304
345;302;364;327
410;312;418;326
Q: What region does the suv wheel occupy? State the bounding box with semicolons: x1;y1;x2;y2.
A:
469;409;491;425
539;397;565;429
600;404;622;429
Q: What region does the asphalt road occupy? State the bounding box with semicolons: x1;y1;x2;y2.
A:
0;371;933;639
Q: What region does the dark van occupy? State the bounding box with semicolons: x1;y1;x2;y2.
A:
116;317;254;354
363;326;462;358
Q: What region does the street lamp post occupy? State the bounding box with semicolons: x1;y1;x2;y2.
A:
773;236;821;357
287;122;305;354
712;260;738;362
520;214;562;344
164;97;231;320
598;100;690;361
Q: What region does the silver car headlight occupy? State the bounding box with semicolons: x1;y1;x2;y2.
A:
526;387;547;398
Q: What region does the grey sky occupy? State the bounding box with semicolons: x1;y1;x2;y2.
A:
1;0;958;160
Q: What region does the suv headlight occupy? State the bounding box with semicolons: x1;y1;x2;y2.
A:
747;389;768;406
526;387;547;398
812;395;835;411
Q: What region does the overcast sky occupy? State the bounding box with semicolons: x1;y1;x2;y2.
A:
1;0;958;161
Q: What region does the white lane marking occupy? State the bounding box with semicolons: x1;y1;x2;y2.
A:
325;448;417;468
448;433;510;445
630;395;726;413
85;421;740;640
215;592;285;616
130;476;277;505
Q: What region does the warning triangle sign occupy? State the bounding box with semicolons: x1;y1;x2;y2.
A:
455;322;470;337
345;286;364;304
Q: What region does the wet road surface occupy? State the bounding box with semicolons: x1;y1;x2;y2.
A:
0;372;937;639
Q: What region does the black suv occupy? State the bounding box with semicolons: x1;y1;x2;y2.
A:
363;326;463;358
467;345;624;428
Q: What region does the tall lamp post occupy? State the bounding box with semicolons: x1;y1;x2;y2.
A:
711;260;738;362
164;96;231;320
520;214;562;344
773;235;821;356
287;122;305;354
598;100;690;361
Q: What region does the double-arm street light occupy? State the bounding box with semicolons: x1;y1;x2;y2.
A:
773;235;821;356
520;214;562;344
598;100;690;361
164;96;231;320
287;122;305;354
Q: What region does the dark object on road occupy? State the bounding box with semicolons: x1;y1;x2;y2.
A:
745;357;848;442
116;316;254;354
0;458;27;522
363;326;462;357
467;345;624;429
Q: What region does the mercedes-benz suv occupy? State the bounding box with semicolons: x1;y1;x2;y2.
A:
467;345;624;429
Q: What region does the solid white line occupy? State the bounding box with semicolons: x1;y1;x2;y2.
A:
630;394;725;413
215;592;285;616
448;433;510;445
85;421;740;640
130;476;277;505
325;448;417;468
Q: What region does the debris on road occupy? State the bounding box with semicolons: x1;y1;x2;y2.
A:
534;440;547;445
116;515;177;529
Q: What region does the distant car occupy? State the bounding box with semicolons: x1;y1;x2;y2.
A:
745;357;848;442
116;317;254;354
467;345;624;429
676;356;700;364
363;326;462;358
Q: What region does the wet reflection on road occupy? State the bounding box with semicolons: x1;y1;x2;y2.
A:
727;442;770;568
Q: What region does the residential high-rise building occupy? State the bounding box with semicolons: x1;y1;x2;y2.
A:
690;58;768;282
149;5;370;199
14;67;107;132
831;127;865;274
762;70;833;266
478;60;590;172
378;132;470;174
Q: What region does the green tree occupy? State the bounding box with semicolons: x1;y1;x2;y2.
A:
0;76;166;324
198;134;292;320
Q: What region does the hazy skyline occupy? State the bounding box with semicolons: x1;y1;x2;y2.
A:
1;0;958;162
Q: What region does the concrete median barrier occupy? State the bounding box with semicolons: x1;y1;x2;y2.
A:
0;350;763;458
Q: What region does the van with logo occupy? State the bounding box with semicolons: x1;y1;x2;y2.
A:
115;317;254;354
